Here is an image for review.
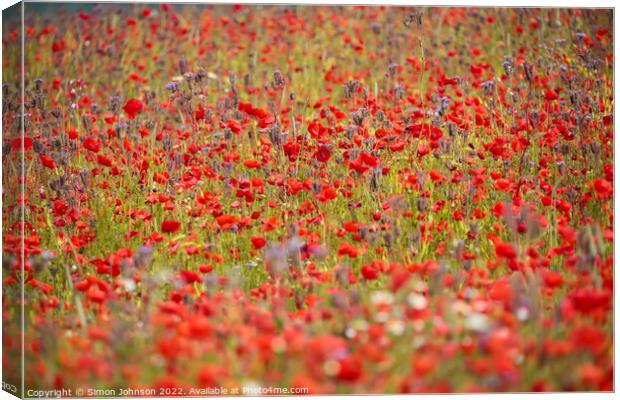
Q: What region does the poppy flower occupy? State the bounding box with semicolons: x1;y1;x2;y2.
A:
97;154;113;167
494;178;511;191
180;269;202;284
216;214;238;229
83;137;101;153
495;242;516;259
592;178;612;198
40;155;56;169
361;264;378;280
251;236;267;249
123;98;144;119
314;145;331;163
186;316;213;339
542;270;564;288
336;356;363;382
87;285;106;303
544;88;559;101
198;264;213;274
161;219;181;234
412;353;437;376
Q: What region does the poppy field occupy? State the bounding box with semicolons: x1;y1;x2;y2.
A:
1;4;614;396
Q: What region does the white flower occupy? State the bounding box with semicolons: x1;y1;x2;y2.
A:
371;290;394;305
387;320;405;336
465;313;491;332
407;293;428;310
516;306;529;321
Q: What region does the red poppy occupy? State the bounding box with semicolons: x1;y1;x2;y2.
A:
40;155;56;169
361;264;378;280
123;98;144;119
544;88;559;101
198;264;213;274
542;270;564;288
336;356;363;382
161;219;181;234
495;242;516;259
97;154;113;167
592;178;612;198
314;145;331;163
494;178;511;191
251;236;267;249
83;137;101;153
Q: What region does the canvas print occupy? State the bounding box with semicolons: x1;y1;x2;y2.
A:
1;2;614;398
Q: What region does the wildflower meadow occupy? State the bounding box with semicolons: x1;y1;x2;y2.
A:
1;3;614;397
